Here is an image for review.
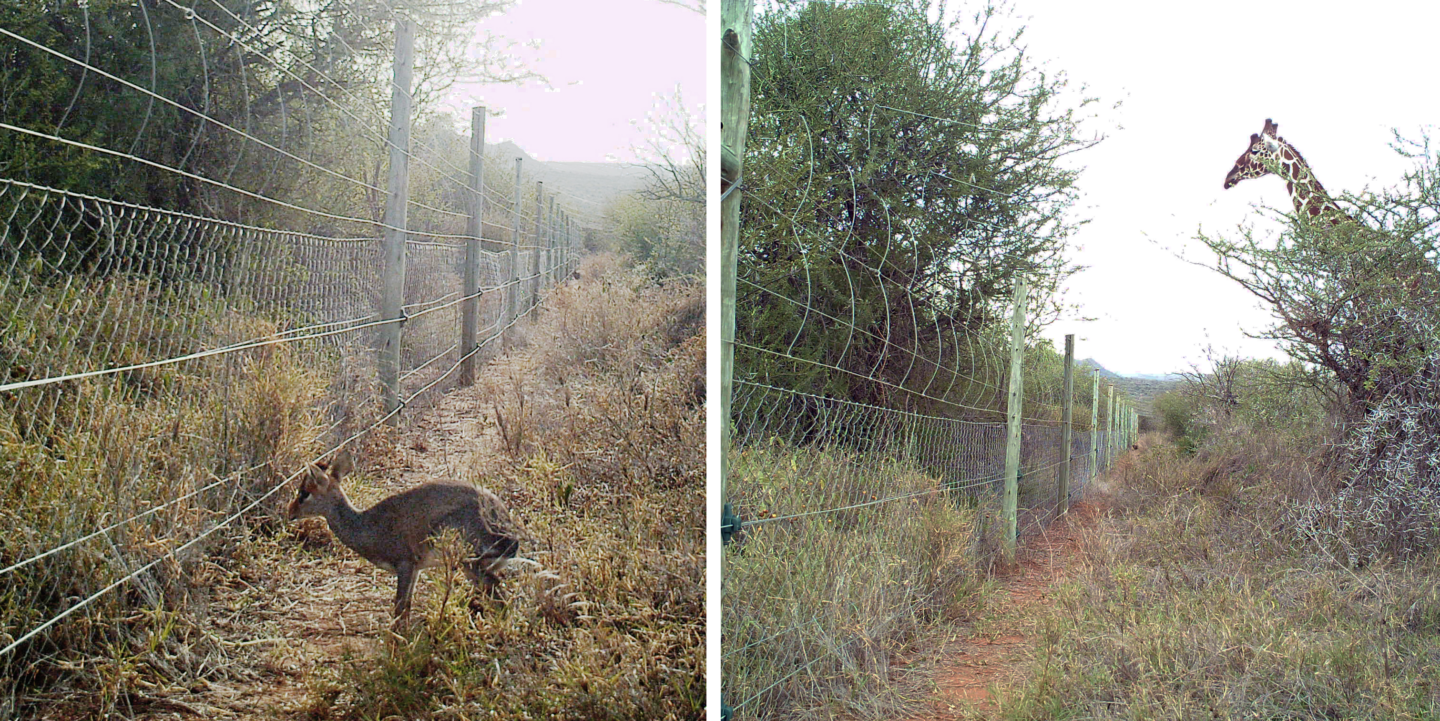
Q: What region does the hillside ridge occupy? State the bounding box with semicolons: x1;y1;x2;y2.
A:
487;141;651;207
1077;358;1180;418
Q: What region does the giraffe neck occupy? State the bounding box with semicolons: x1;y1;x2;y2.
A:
1263;137;1351;226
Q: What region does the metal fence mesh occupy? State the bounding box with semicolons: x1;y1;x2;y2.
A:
723;297;1125;718
0;0;585;689
721;18;1133;714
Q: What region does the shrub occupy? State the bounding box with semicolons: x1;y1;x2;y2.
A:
1153;391;1202;453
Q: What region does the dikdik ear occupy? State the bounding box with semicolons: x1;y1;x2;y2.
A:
303;462;331;491
329;450;353;480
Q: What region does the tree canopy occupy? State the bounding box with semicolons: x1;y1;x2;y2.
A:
737;0;1098;414
0;0;521;227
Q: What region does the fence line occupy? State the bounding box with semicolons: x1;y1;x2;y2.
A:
718;1;1137;717
0;1;582;693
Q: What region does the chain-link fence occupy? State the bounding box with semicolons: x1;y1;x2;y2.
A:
721;287;1126;718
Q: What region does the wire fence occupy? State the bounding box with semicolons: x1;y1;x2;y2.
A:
718;2;1137;717
721;283;1129;718
0;0;583;700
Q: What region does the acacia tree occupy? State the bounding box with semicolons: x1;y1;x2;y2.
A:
1196;135;1440;414
1179;347;1244;423
1201;134;1440;557
736;0;1098;414
637;90;704;207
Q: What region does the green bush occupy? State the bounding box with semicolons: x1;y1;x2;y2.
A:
1153;391;1201;454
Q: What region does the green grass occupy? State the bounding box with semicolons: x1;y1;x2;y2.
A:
999;435;1440;720
723;446;984;720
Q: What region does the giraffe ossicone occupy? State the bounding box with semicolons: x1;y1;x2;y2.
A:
1223;117;1354;227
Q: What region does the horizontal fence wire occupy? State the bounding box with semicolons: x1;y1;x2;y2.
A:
0;0;584;690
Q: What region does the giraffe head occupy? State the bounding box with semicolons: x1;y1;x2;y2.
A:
1223;119;1283;190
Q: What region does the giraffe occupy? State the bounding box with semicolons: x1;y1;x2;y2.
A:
1223;118;1354;226
1222;118;1437;407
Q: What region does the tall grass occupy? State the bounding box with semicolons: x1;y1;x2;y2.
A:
723;447;981;720
0;274;359;712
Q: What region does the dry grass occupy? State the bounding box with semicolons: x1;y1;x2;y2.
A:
999;431;1440;719
298;255;705;720
0;276;359;716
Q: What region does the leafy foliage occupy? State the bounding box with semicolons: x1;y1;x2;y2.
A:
737;0;1097;411
0;0;523;230
605;193;704;278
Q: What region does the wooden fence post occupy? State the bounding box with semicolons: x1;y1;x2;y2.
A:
719;3;755;714
461;106;485;387
720;0;754;548
542;199;551;290
1107;385;1116;469
546;196;556;290
530;182;543;311
1059;334;1074;516
378;15;414;420
506;158;522;349
1090;369;1099;480
1002;280;1028;564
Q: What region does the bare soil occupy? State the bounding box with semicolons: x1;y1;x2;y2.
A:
905;499;1104;721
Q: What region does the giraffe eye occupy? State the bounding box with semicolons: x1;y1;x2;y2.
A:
1250;147;1260;154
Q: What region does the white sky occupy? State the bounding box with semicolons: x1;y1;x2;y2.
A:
443;0;704;164
989;0;1440;376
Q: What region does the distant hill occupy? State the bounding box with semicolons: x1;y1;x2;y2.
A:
1112;376;1180;419
487;141;652;209
1078;358;1122;379
1077;358;1180;418
1132;372;1184;382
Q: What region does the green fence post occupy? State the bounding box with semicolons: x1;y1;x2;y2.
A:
1059;334;1074;515
1002;280;1028;564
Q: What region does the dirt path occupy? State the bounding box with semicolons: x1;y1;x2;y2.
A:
907;499;1104;720
254;378;515;717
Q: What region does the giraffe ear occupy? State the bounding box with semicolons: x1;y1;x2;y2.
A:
1250;133;1261;144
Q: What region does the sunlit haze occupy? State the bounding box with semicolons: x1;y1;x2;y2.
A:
444;0;704;164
